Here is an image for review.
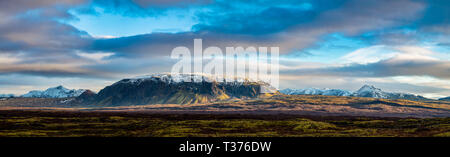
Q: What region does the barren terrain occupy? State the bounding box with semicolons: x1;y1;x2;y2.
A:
1;95;449;118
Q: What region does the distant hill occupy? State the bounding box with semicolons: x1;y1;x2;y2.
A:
280;85;431;101
77;73;277;106
439;97;450;101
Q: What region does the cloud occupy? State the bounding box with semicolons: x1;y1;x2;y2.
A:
89;32;281;57
0;0;92;59
0;63;116;79
0;0;101;78
0;0;86;15
132;0;212;7
0;18;91;52
76;51;114;63
340;45;397;64
75;0;212;17
83;0;426;59
285;46;450;80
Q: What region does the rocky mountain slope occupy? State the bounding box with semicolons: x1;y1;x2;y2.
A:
77;73;276;106
439;97;450;101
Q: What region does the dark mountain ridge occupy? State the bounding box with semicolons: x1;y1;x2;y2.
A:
77;73;276;106
439;97;450;101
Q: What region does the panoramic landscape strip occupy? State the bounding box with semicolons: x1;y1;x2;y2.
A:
0;0;449;145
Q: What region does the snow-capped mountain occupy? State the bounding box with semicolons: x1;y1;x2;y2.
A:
323;89;353;96
281;85;430;101
118;73;269;85
77;73;276;106
21;85;86;98
0;94;15;98
279;88;352;96
353;85;387;98
352;85;430;101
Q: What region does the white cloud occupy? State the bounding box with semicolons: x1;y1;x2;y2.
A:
392;76;450;90
76;51;114;63
0;53;21;64
92;35;118;39
390;46;439;62
340;45;398;64
340;45;443;65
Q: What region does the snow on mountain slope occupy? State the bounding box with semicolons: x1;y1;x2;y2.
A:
353;85;430;101
281;84;430;101
80;73;276;106
322;89;353;96
116;73;277;93
118;73;266;85
21;85;86;98
279;88;352;96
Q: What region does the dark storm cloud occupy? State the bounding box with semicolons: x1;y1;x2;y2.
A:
0;17;91;54
0;0;96;78
0;0;92;56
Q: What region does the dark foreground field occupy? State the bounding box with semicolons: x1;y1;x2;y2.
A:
0;110;448;137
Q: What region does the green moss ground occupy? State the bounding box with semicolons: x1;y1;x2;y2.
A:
0;112;448;137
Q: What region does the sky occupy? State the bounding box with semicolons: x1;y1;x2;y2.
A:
0;0;449;99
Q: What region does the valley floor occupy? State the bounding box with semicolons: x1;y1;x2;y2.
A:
1;95;449;118
0;110;448;137
0;95;449;137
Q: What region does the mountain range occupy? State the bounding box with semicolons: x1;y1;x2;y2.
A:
1;74;449;102
280;88;353;96
21;85;86;98
280;85;431;101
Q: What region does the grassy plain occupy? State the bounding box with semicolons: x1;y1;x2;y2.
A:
0;110;448;137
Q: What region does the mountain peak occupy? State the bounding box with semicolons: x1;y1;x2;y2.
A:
361;84;374;88
355;84;386;98
359;84;376;90
54;85;65;89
